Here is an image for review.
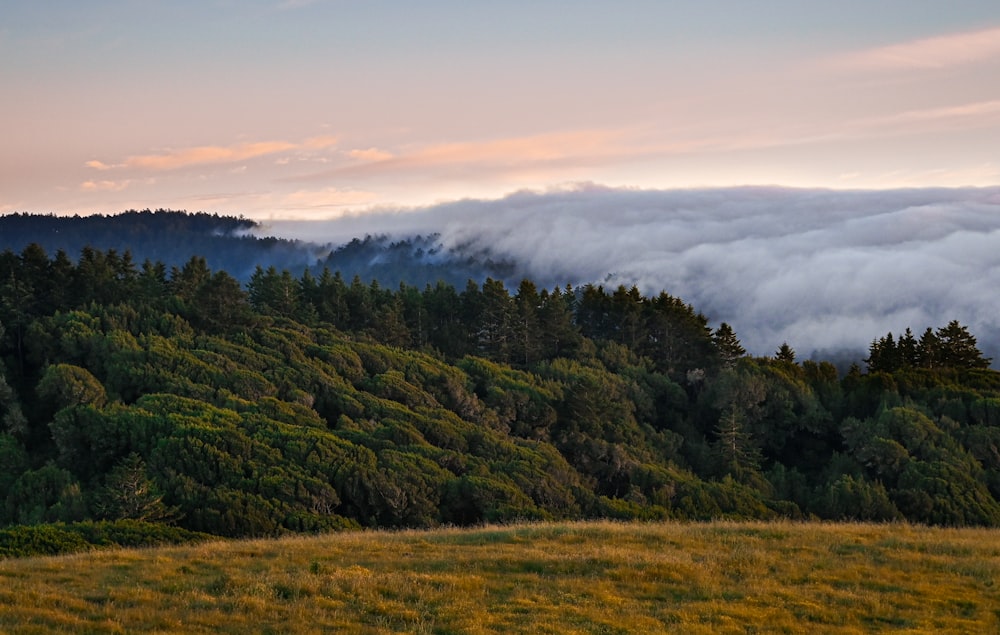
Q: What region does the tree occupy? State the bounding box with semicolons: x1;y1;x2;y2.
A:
192;271;253;334
0;365;28;438
713;323;746;369
775;342;796;363
712;409;761;480
170;255;211;305
36;363;107;413
511;280;542;367
611;285;645;349
0;270;33;374
478;278;513;361
870;322;990;372
644;292;715;377
917;327;940;369
137;259;170;308
537;285;581;360
866;333;897;373
897;328;918;368
93;453;178;522
345;275;374;330
424;280;467;357
935;320;991;369
247;265;305;319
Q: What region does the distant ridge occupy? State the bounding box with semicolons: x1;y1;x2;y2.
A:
0;210;314;280
0;211;518;288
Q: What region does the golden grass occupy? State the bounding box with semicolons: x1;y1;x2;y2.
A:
0;520;998;633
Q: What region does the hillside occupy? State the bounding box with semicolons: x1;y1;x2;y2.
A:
1;520;998;633
0;211;517;288
2;242;1000;547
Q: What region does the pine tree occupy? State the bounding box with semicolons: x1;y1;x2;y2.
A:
94;453;178;523
712;409;761;479
917;327;940;369
713;322;746;369
512;280;542;367
935;320;991;369
897;328;918;368
775;342;796;363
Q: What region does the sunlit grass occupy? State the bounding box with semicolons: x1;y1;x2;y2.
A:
1;520;998;633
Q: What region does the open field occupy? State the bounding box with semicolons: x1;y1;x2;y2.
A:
1;520;998;634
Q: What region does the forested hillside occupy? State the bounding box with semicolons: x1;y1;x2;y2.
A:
2;241;1000;552
0;211;516;289
0;211;313;281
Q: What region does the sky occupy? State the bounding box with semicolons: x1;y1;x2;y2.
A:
5;1;1000;358
3;1;1000;218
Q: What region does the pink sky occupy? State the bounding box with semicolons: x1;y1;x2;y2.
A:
2;1;999;219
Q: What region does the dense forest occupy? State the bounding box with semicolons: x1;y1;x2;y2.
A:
2;235;1000;553
0;210;514;289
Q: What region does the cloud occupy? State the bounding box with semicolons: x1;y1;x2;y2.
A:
853;100;1000;131
829;26;1000;71
84;159;112;171
282;187;379;210
126;141;297;170
270;185;1000;360
90;136;338;172
80;179;131;192
348;147;395;162
295;129;633;183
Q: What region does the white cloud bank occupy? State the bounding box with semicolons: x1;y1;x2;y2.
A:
268;185;1000;359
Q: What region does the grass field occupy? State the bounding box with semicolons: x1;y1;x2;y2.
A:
0;520;998;634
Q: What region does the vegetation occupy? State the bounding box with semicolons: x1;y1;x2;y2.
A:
0;210;515;288
0;520;997;633
2;229;1000;551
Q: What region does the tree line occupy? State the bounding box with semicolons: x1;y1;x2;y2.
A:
1;242;999;551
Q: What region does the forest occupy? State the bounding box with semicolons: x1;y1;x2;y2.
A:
0;210;513;289
1;232;1000;555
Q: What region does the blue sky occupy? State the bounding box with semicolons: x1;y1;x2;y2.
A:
3;1;1000;218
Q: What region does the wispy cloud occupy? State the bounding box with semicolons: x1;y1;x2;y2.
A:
348;147;395;162
282;187;378;210
80;179;131;192
830;26;1000;71
293;129;641;184
838;99;1000;144
88;136;338;172
860;99;1000;126
84;159;112;171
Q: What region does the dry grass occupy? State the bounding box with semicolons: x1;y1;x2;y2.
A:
1;520;998;633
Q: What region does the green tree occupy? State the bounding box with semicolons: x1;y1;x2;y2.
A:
36;363;107;413
94;453;178;523
917;327;940;369
935;320;991;369
713;322;746;369
4;464;87;525
712;409;761;480
775;342;796;363
192;270;253;334
0;356;28;437
478;278;513;362
537;285;581;360
511;279;542;367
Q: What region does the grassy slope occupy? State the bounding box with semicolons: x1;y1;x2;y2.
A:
1;520;998;634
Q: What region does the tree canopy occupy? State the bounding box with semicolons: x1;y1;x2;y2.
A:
2;238;1000;547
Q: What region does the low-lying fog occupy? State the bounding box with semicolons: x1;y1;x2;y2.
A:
264;185;1000;361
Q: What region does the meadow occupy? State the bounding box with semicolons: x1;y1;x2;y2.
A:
0;520;997;634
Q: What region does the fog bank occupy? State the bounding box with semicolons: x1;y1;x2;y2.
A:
266;185;1000;360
